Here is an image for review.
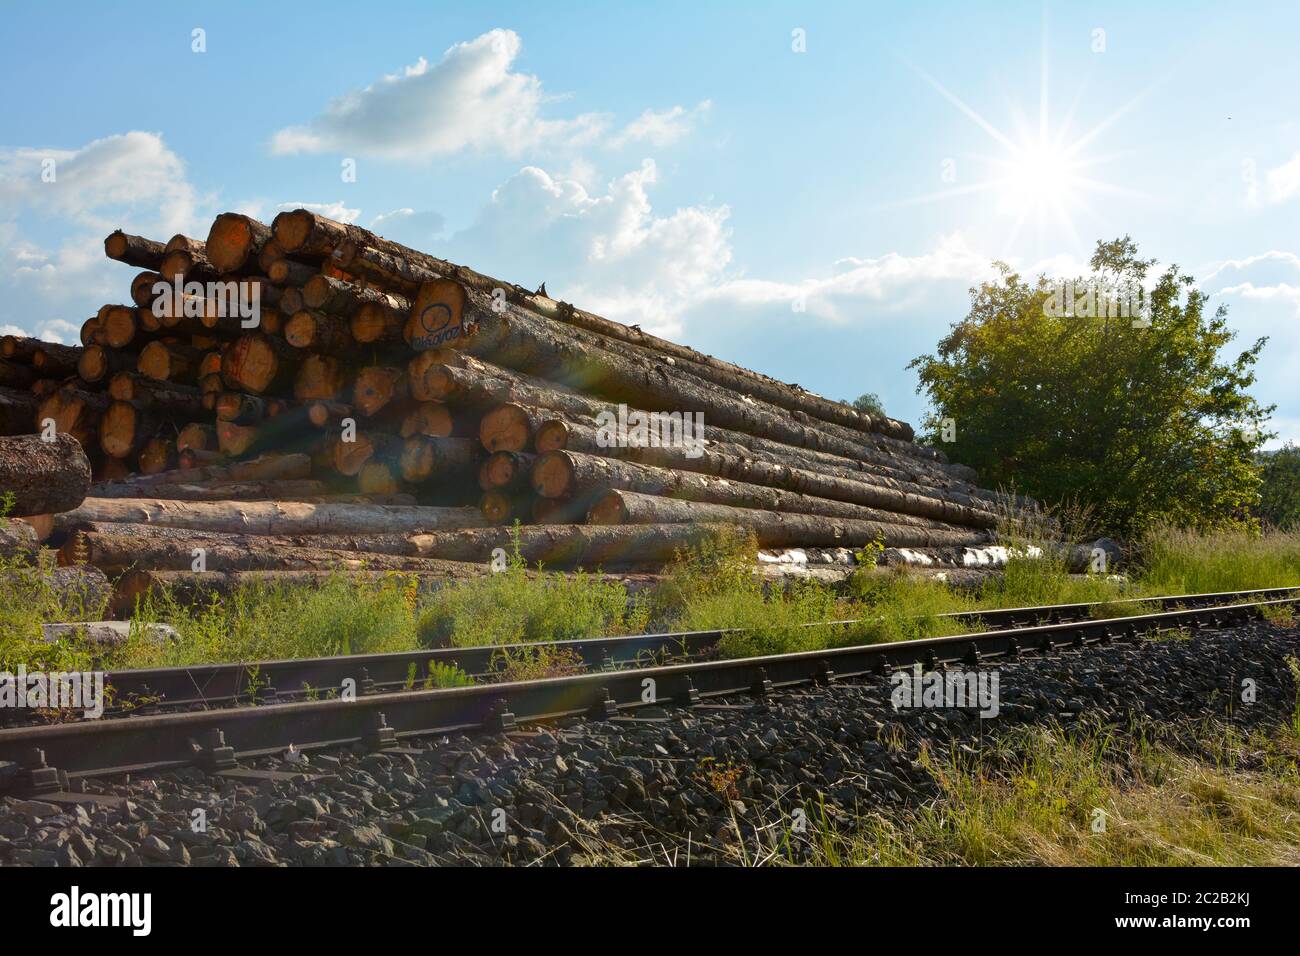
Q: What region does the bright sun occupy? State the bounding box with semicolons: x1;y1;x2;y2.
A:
996;140;1080;215
896;41;1146;255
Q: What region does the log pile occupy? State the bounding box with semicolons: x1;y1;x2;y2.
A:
0;210;1023;615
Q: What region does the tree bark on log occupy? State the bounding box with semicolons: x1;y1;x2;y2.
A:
285;310;355;355
274;210;916;441
204;213;272;274
2;564;111;614
0;386;38;436
302;274;409;318
398;521;988;568
585;489;992;547
0;517;40;558
53;497;489;535
398;436;482;484
104;231;166;270
533;449;986;530
0;358;37;390
85;478;328;501
107;373;206;418
36;388;109;451
447;287;955;472
221;334;300;395
537;419;1000;524
0;433;92;515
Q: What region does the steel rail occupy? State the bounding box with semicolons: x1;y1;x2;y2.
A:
1;594;1294;785
71;585;1300;714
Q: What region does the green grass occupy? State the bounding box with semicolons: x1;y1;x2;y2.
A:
3;518;1297;677
783;717;1300;866
1138;526;1300;594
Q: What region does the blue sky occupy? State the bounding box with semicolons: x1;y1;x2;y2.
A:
2;0;1297;444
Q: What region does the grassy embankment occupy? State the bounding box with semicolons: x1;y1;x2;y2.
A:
2;511;1298;684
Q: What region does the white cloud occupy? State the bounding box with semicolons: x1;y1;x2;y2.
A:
0;131;203;236
609;101;712;148
270;30;611;160
275;201;361;224
1265;151;1300;203
0;132;206;338
434;160;730;336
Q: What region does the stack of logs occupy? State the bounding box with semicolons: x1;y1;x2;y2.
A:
0;209;1018;616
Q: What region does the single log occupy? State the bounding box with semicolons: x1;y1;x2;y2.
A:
0;335;41;363
104;452;312;488
213;391;273;425
399;401;454;439
221;333;300;394
104;231;166;269
285;309;355;355
350;300;407;345
30;379;64;399
0;433;92;515
479;402;547;453
164;234;205;255
159;247;219;284
176;422;215;453
267;257;318;287
56;498;489;535
398;436;482;484
402;521;988;568
205;213;272;274
130;272;162;308
80;316;105;347
306;400;353;429
332;430;403;477
357;461;401;496
138;437;177;475
585;490;988;550
279;286;305;317
329;240;441;297
1;564;111;613
67;528;487;576
533;449;983;530
293;353;348;401
478;450;535;493
77;344;135;384
480;490;529;525
107;373;206;418
82;478;327;502
100;305;146;349
0;517;40;558
405;278;470;350
36;388;109;448
258;237;285;273
303;274;409;318
0;359;36;390
30;342;83;378
352;366;407;417
138;339;200;383
0;386;39;436
98;401;160;460
40;621;177;647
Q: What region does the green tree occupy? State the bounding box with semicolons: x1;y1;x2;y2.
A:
909;237;1273;537
849;392;885;417
1257;443;1300;529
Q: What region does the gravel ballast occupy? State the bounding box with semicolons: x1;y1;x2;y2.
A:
2;621;1297;866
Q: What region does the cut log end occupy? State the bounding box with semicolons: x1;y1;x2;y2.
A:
586;490;629;525
480;490;518;524
273;209;316;253
532;450;575;499
479;403;531;453
534;419;569;453
205;213;266;273
406;278;469;350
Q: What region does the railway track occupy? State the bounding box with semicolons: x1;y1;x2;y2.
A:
28;585;1299;716
1;588;1295;792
